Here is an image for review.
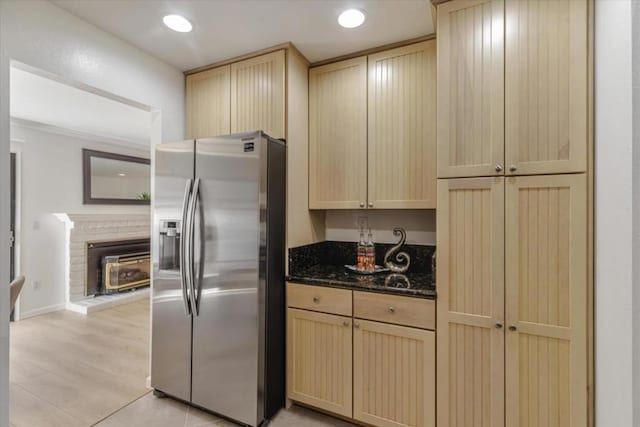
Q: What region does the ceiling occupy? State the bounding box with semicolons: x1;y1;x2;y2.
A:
10;66;151;145
52;0;434;71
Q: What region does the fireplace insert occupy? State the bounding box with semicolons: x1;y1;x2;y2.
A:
102;252;150;293
86;238;150;296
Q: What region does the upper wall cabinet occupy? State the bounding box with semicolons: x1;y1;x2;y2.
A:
368;40;437;209
308;40;437;210
230;50;286;139
437;0;588;178
437;0;505;178
504;0;587;175
309;57;368;209
186;65;231;139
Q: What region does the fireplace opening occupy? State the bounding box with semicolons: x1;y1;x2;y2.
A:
86;238;151;296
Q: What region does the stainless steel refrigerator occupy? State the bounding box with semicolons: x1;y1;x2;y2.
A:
151;131;285;427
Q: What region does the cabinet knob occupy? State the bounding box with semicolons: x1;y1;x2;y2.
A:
508;324;518;332
368;202;373;208
388;306;396;313
495;322;503;329
359;202;365;208
354;322;360;329
312;296;320;303
343;321;350;327
495;165;503;172
509;165;517;173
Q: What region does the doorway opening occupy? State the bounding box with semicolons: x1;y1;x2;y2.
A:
7;61;160;426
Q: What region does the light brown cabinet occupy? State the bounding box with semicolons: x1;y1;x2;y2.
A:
436;0;505;178
185;50;285;140
353;319;435;427
309;57;368;209
368;41;437;209
505;0;588;175
436;174;587;427
308;40;437;209
286;283;436;427
230;50;286;139
186;65;231;139
436;177;505;427
504;174;587;427
286;308;353;417
437;0;588;178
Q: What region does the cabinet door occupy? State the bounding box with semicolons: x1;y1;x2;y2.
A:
505;174;587;427
353;319;435;427
186;65;231;139
436;177;505;427
231;50;286;139
437;0;505;178
368;40;437;209
309;57;367;209
286;308;352;417
505;0;587;175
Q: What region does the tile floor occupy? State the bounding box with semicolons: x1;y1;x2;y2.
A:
97;392;356;426
10;299;354;426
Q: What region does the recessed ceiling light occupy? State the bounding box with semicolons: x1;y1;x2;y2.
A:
118;173;127;177
338;9;366;29
163;14;193;33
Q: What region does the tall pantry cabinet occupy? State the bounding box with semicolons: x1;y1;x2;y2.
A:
435;0;591;426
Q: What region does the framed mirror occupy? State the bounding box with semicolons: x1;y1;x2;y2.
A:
83;149;151;205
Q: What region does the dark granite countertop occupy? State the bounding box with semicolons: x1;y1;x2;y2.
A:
287;265;436;299
287;241;436;299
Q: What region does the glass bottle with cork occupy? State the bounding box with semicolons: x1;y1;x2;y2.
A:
357;228;367;271
365;228;376;272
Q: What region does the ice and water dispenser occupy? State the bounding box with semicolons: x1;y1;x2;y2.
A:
159;220;181;270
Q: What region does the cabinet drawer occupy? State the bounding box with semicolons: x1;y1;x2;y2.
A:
287;283;352;316
354;291;435;330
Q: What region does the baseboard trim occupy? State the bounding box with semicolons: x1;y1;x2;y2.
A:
19;303;65;319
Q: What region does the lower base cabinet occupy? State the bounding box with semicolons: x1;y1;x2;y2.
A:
287;308;353;417
353;320;435;427
286;284;436;427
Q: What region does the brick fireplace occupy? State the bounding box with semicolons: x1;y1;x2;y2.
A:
54;213;150;312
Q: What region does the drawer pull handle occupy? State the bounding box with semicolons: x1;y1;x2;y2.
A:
508;324;518;332
388;306;396;313
312;296;320;303
343;321;350;327
354;322;360;329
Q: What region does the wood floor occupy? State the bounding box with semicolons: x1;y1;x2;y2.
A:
10;299;354;427
10;299;152;426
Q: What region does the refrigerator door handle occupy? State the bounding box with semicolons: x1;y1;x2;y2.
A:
188;177;201;316
180;179;193;316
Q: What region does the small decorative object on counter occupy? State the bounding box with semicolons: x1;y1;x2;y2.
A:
365;229;376;272
384;227;411;273
357;229;367;271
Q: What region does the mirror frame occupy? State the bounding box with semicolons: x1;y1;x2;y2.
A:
82;149;151;205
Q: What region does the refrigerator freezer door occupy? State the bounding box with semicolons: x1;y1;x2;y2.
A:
191;133;263;426
152;140;195;402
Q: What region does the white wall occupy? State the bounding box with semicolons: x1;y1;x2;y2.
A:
10;123;150;318
0;2;185;425
632;1;640;425
0;0;184;142
595;1;634;426
0;22;10;427
325;210;435;245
